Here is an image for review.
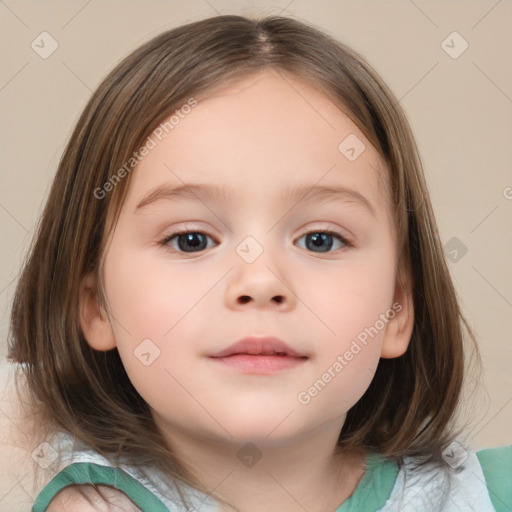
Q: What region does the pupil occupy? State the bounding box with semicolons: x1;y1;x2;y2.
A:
178;233;205;252
308;233;332;252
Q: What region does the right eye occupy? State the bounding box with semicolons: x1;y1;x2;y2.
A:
159;230;217;253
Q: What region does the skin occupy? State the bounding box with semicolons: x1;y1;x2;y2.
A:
47;485;141;511
78;69;414;512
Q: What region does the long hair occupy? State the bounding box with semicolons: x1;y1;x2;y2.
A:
8;13;480;508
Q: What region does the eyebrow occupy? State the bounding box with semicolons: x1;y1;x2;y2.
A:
134;182;376;218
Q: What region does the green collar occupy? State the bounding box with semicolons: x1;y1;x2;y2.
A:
32;462;168;511
335;452;399;512
33;452;399;512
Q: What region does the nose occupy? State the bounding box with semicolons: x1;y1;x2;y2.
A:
224;247;296;311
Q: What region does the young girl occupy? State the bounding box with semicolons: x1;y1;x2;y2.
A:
8;13;511;512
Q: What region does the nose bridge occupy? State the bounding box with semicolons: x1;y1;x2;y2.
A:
230;203;282;263
233;196;289;260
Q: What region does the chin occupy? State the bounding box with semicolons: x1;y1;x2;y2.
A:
217;414;307;446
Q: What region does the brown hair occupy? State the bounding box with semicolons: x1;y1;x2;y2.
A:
8;13;480;508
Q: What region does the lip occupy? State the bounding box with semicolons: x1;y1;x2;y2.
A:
209;336;307;358
208;336;308;374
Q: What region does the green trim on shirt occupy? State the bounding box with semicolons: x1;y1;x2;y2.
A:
33;453;399;512
32;462;168;512
30;446;512;511
335;452;399;512
476;445;512;512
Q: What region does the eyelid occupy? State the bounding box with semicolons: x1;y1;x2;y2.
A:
158;221;351;240
296;221;353;243
161;222;219;238
159;225;219;245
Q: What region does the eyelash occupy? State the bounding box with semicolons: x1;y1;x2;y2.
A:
157;227;353;255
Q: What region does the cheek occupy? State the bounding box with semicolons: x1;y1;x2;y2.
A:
295;270;394;414
101;243;218;399
302;249;396;343
298;249;396;390
103;243;215;340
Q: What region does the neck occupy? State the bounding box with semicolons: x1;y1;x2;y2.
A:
154;413;367;512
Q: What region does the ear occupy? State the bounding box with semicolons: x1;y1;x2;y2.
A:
380;266;414;359
79;273;117;351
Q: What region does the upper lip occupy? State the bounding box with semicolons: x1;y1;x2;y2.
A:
209;336;307;358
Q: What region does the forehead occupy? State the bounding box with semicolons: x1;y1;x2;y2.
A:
116;69;391;223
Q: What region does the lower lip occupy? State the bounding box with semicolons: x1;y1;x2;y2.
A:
209;354;307;374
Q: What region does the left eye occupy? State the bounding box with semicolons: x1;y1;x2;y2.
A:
295;230;350;253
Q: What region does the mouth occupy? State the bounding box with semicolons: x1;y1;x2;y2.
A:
208;336;308;374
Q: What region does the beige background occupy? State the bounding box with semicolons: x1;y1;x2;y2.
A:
1;0;511;509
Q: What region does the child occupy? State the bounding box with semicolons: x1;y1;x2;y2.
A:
8;13;511;512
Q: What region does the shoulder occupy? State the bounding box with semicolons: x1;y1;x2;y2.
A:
46;484;141;511
32;461;172;511
476;445;512;512
382;445;511;511
476;444;512;472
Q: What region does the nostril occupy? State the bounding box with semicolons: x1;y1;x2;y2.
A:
236;295;284;304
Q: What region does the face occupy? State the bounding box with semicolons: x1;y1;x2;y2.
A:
88;69;410;448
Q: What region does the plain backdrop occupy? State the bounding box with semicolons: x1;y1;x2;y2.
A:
1;1;511;509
